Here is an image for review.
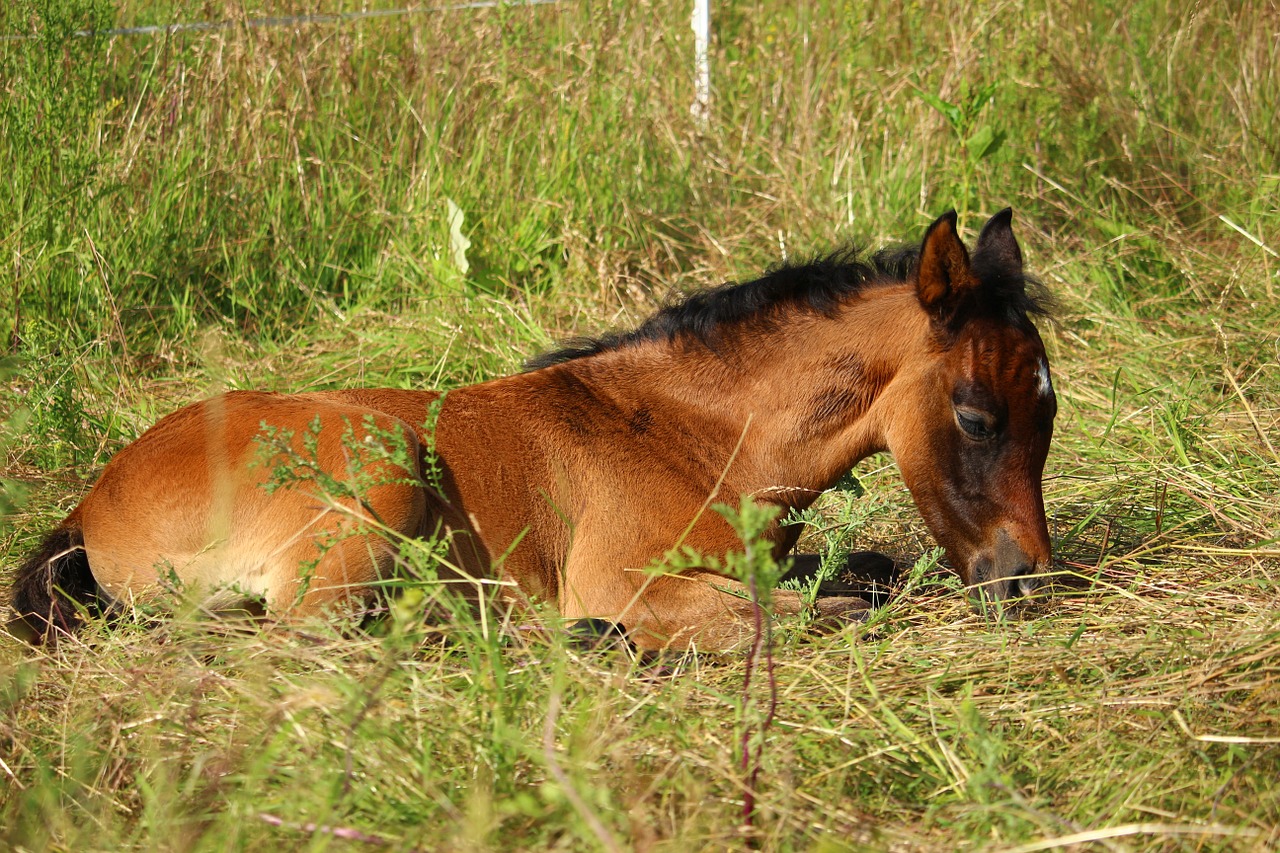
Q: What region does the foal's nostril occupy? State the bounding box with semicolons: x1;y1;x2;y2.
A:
1014;567;1041;598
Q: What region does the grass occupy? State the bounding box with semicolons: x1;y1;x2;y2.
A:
1;0;1278;848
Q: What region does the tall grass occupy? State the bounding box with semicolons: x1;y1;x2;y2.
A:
2;0;1278;849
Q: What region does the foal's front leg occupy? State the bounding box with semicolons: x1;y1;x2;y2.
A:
630;573;871;651
560;557;869;651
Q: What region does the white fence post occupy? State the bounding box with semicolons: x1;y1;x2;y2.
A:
690;0;710;129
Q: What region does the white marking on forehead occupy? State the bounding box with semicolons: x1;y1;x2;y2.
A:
1036;359;1053;398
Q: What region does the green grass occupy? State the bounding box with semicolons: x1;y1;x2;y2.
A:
2;0;1278;849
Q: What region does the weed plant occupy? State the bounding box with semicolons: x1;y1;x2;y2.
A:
1;0;1277;849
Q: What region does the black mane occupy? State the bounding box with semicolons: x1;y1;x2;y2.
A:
526;246;915;370
525;241;1049;371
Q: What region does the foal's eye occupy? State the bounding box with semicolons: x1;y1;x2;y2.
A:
956;409;995;440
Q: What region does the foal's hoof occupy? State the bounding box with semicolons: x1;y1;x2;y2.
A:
566;618;634;652
783;551;901;609
809;596;872;633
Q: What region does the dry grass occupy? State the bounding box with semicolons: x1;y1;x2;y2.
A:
1;0;1278;849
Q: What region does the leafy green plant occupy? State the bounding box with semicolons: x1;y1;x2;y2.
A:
710;496;786;841
915;81;1006;226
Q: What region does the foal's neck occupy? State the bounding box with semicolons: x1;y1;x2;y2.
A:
739;284;928;496
573;283;928;503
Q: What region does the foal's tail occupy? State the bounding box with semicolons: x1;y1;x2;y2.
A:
9;519;101;644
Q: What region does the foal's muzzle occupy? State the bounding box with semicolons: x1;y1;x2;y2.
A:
971;562;1042;604
969;528;1047;605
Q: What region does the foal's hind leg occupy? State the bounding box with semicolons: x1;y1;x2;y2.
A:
258;477;428;620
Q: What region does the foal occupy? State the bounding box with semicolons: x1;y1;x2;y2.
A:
11;209;1056;650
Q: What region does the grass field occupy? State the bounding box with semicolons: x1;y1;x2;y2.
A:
2;0;1278;849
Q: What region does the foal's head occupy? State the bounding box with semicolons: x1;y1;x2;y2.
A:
886;209;1055;603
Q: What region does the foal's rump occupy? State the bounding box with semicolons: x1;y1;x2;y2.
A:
71;391;428;618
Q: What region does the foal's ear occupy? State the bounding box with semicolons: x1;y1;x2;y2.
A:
973;207;1023;279
916;210;976;326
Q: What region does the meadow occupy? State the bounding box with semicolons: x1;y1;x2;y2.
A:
1;0;1278;849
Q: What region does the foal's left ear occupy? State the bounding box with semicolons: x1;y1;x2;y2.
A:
916;209;977;326
973;207;1023;279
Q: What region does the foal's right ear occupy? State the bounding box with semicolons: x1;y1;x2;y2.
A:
915;210;977;327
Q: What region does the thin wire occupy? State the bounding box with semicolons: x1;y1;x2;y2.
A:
0;0;561;42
